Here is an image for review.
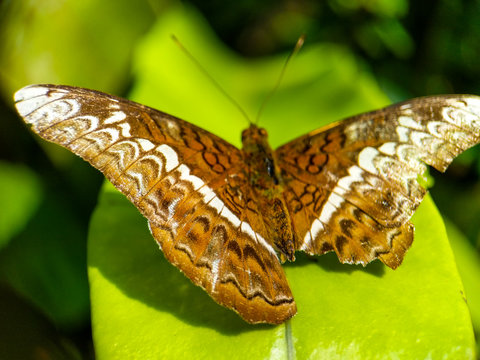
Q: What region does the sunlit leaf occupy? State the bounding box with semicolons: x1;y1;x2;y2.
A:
445;219;480;338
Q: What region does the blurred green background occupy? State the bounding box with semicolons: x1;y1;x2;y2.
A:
0;0;479;359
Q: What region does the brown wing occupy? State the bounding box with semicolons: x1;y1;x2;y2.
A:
276;95;480;269
14;84;296;324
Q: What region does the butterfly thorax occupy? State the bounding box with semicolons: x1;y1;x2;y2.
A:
241;124;296;262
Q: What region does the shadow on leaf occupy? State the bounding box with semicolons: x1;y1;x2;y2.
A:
286;252;386;277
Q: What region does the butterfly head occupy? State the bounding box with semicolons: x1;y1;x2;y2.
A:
241;124;269;152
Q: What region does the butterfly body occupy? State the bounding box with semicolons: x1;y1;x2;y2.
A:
14;84;480;324
241;124;296;262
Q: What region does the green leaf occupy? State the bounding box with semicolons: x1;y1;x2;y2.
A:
89;190;475;358
288;196;474;359
88;4;476;359
445;219;480;340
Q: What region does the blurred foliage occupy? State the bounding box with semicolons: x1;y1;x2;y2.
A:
188;0;480;95
0;0;156;97
0;284;84;360
0;161;42;249
0;0;479;359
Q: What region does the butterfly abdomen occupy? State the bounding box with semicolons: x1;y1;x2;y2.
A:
241;124;296;261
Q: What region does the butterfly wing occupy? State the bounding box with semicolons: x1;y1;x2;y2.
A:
276;95;480;268
14;84;296;324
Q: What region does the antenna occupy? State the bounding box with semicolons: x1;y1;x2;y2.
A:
254;34;305;125
171;35;252;124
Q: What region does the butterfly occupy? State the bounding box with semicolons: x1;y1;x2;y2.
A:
14;84;480;324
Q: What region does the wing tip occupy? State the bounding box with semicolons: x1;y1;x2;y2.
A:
14;84;49;103
14;84;70;120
